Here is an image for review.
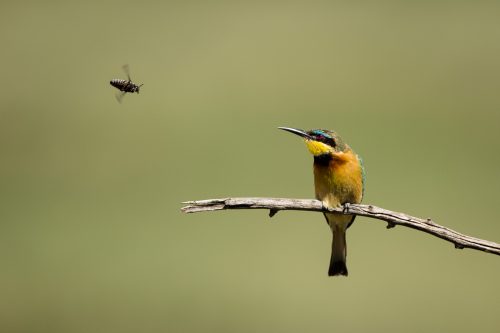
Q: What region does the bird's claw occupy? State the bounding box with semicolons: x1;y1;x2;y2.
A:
342;203;350;214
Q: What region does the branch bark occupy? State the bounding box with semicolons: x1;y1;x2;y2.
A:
181;197;500;256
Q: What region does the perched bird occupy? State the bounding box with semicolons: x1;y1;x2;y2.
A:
279;127;365;276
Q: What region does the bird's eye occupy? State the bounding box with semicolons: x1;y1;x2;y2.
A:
318;135;335;147
309;131;336;147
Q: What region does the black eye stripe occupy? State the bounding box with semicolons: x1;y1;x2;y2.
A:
308;130;336;147
318;136;335;147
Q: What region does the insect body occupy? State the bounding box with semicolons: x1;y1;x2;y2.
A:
110;79;142;93
110;65;143;102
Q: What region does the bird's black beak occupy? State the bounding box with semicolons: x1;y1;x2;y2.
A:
278;127;312;140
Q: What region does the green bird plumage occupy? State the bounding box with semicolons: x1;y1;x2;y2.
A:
279;127;365;276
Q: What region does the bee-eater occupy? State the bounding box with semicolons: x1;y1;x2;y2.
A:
279;127;365;276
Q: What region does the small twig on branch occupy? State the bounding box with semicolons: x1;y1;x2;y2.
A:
181;197;500;256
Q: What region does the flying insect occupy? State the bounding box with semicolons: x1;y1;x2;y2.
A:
110;64;143;103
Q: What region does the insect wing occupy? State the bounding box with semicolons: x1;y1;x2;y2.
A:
122;64;131;81
115;91;126;103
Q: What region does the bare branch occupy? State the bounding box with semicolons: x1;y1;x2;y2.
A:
181;197;500;256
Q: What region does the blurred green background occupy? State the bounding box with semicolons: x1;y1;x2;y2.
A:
1;1;499;332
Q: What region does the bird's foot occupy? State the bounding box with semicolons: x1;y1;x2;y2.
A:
342;203;350;214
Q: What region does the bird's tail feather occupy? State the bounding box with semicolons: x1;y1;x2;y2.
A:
328;229;348;276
